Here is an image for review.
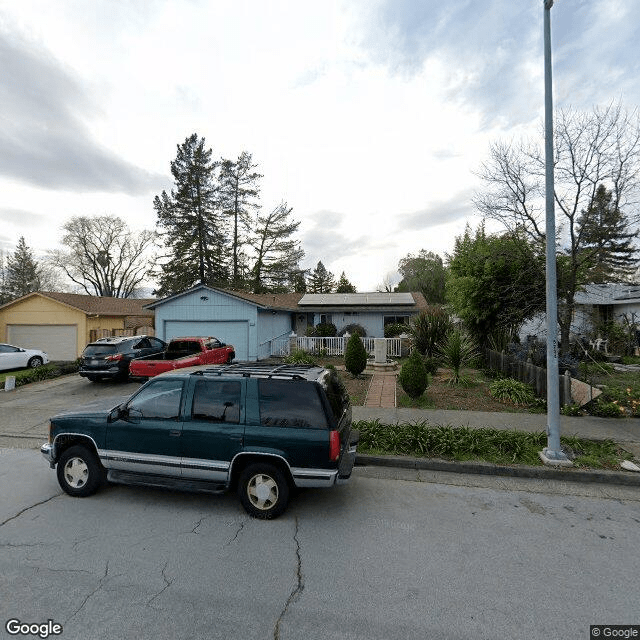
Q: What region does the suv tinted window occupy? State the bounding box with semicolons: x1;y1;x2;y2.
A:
83;344;118;356
258;379;328;429
127;379;184;420
192;379;240;423
322;371;349;421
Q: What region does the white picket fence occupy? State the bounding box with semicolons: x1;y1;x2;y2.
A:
269;336;402;358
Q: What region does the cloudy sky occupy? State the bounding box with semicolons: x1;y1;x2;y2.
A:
1;0;639;292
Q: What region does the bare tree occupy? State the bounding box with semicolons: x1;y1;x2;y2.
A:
50;215;155;298
474;102;640;353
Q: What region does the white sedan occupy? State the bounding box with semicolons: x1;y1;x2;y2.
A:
0;343;49;371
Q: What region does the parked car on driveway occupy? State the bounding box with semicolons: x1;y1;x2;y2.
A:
42;363;359;519
79;335;167;382
0;343;49;371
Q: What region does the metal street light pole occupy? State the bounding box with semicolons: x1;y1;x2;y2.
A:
540;0;571;466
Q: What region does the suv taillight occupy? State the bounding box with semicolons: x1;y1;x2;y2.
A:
329;430;340;461
106;354;123;362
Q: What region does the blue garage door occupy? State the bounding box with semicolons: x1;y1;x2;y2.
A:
164;321;250;361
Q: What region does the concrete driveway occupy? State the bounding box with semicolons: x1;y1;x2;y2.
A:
0;374;142;448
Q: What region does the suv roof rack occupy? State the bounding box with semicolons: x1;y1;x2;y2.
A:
191;363;324;380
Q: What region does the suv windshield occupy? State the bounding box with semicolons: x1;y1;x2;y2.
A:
83;344;119;357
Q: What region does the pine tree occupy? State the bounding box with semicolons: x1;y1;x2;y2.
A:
6;237;41;300
0;249;10;304
219;151;262;288
250;203;304;293
336;272;357;293
579;184;639;283
153;133;228;296
308;261;336;293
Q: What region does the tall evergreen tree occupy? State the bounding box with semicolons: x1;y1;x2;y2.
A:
250;203;305;293
219;151;262;288
6;237;41;300
153;133;227;296
578;184;639;283
0;249;11;304
336;272;357;293
308;261;336;293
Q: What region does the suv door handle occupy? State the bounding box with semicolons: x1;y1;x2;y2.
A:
169;430;181;437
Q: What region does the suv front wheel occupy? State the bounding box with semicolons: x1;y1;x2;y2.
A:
238;463;289;519
57;445;106;497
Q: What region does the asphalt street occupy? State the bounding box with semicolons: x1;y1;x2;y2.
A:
1;447;640;640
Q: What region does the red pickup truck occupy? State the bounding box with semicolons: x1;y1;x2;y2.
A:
129;337;235;379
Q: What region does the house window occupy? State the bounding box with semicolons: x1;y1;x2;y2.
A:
384;315;409;326
320;314;333;324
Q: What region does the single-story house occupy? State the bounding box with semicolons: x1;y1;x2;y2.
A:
573;283;640;333
146;285;428;361
520;283;640;343
0;292;155;361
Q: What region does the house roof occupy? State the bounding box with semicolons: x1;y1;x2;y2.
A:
299;292;415;306
0;291;156;317
574;283;640;306
146;284;429;312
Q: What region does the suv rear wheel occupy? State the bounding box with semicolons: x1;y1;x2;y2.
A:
238;463;289;519
57;445;106;497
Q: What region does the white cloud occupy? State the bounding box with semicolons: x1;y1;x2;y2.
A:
0;0;637;291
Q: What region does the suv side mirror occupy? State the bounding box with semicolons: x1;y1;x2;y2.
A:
125;408;143;423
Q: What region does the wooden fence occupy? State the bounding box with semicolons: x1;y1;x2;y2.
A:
485;348;573;406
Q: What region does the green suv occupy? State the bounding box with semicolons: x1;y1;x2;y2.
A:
41;364;358;519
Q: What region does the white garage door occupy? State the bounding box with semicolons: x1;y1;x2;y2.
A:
7;325;78;361
164;321;250;361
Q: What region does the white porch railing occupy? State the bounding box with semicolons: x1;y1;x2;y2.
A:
268;336;403;358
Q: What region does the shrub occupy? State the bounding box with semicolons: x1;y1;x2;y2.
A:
561;403;583;416
339;323;366;337
398;350;429;398
384;323;408;338
489;378;535;405
587;399;625;418
438;329;478;384
408;307;452;357
284;349;317;365
305;325;317;337
315;322;337;337
344;333;368;377
423;356;440;376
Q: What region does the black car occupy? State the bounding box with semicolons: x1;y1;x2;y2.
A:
79;336;167;382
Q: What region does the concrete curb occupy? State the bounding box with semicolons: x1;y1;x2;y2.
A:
356;453;640;487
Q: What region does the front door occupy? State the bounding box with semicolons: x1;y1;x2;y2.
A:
104;378;185;476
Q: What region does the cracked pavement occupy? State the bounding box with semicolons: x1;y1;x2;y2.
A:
2;448;640;639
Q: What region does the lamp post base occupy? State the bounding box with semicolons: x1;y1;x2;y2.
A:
539;447;573;467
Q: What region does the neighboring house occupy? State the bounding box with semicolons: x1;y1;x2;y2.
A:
573;284;640;335
146;285;428;361
520;283;640;343
0;292;156;361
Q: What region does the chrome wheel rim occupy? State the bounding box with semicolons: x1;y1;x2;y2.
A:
247;473;278;510
63;457;89;489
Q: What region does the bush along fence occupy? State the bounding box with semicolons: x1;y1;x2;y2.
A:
270;336;403;359
485;349;601;407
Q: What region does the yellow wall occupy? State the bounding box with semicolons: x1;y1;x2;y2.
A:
0;295;128;356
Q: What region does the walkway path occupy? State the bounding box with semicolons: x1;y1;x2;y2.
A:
364;372;397;408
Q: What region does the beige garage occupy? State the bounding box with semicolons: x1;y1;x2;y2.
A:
0;292;156;360
7;324;78;361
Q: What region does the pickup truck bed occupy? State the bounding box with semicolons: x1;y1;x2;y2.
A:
129;337;235;378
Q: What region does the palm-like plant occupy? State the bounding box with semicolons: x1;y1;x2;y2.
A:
438;329;478;384
408;307;452;357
